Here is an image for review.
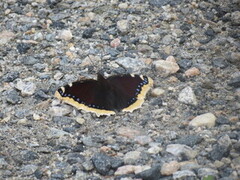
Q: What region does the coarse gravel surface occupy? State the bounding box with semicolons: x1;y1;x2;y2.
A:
0;0;240;180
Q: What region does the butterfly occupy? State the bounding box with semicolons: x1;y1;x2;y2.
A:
55;73;153;117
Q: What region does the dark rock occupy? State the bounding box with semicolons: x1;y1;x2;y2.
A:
209;144;230;161
50;21;66;29
219;167;234;178
180;24;191;31
198;37;213;44
110;157;124;169
92;153;123;175
72;144;85;152
52;116;75;126
49;13;70;21
228;76;240;88
15;109;28;118
212;58;228;68
82;28;96;38
149;0;182;7
177;59;192;70
106;48;120;57
175;135;203;147
20;56;39;65
216;116;230;125
150;97;163;107
23;151;39;161
47;0;62;8
6;90;21;104
92;153;112;175
34;90;49;100
17;43;31;54
33;63;47;72
0;112;4;119
34;169;43;179
87;176;101;180
51;173;64;180
2;72;19;82
233;141;240;152
205;29;216;37
101;34;110;41
67;153;85;165
63;127;76;133
135;164;162;180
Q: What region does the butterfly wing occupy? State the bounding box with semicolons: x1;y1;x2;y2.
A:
55;79;116;116
107;74;153;112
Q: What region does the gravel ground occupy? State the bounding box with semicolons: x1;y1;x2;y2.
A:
0;0;240;180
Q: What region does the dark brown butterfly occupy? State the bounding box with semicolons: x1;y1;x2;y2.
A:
55;74;153;117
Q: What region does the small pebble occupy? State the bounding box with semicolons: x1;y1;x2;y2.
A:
189;113;216;128
178;86;197;105
15;79;37;96
124;151;141;164
117;20;129;33
173;170;196;179
184;67;201;77
166;144;197;159
0;30;15;45
151;88;165;97
153;60;180;75
110;38;121;48
161;161;180;175
58;29;73;41
116;127;141;139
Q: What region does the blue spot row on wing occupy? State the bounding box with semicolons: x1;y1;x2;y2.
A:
59;89;104;109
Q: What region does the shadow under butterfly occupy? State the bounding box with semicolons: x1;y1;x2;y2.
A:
55;73;153;117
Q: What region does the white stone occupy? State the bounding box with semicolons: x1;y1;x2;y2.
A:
178;86;197;105
0;31;15;45
166;144;197;159
151;88;165;97
15;79;37;96
153;60;179;75
49;106;72;116
124;151;141;164
58;29;73;41
75;117;85;125
161;161;180;175
148;146;162;154
189;113;216;128
117;20;129;32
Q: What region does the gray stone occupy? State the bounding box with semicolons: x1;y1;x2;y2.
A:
6;90;21;104
117;20;129;33
47;127;70;138
124;151;141;164
209;144;230;161
2;72;19;82
82;160;94;171
149;0;182;7
175;135;203;147
166;144;197;159
136;164;162;180
92;153;123;175
178;86;197;105
19;56;39;65
115;57;145;72
15;79;37;96
20;164;38;175
92;153;112;175
173;170;196;179
228;76;240;88
23;150;39;161
197;168;218;177
0;30;15;45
